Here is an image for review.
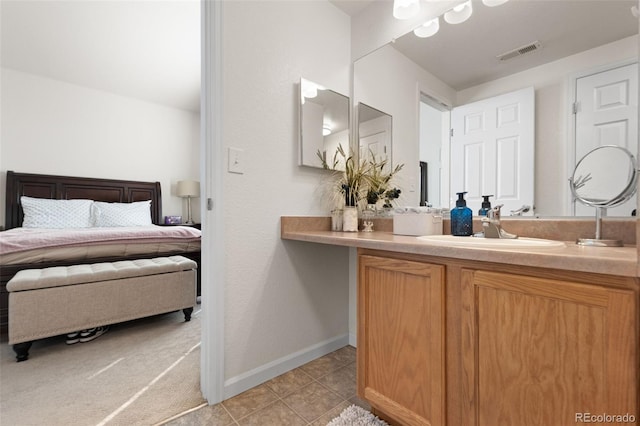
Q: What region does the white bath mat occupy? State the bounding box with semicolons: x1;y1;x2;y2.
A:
326;404;390;426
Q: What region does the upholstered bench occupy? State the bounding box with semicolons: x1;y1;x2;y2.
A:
7;255;197;362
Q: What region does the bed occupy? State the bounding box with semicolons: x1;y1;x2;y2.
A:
0;171;202;338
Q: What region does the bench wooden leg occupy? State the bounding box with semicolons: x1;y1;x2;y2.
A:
183;307;193;322
13;341;33;362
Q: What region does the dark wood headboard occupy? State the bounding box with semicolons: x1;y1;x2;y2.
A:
5;171;162;229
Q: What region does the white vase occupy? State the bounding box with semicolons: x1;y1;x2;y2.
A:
342;206;358;232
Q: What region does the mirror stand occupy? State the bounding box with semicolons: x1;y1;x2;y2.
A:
577;207;622;247
570;145;637;247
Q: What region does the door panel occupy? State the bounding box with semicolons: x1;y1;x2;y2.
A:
496;136;518;198
463;142;484;196
461;269;637;426
451;87;535;215
574;63;638;216
358;255;445;426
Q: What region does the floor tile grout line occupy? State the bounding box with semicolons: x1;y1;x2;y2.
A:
275;373;353;425
219;400;239;425
216;348;357;426
223;385;282;424
232;367;353;425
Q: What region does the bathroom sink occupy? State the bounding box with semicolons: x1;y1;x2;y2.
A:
416;235;566;249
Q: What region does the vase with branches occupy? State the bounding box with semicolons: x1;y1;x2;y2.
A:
363;153;403;211
318;145;404;229
318;145;371;208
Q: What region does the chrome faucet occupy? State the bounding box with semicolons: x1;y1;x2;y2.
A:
481;205;518;239
510;205;531;216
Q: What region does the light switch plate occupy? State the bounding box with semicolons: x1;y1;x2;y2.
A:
228;147;244;174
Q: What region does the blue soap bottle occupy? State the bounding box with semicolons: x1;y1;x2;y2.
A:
451;192;472;236
478;195;493;216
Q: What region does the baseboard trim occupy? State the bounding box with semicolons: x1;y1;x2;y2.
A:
223;333;350;399
349;332;357;347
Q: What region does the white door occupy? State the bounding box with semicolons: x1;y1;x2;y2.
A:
450;87;535;215
360;132;385;159
359;115;392;170
574;63;638;217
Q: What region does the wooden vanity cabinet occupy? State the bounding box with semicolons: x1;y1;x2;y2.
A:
358;254;446;426
461;269;637;426
357;250;639;426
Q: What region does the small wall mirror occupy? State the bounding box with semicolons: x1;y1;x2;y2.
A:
569;145;637;246
299;78;350;170
357;103;392;170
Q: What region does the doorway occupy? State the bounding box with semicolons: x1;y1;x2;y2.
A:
419;94;450;209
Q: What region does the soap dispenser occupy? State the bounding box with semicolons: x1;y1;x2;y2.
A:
451;192;473;236
478;195;494;216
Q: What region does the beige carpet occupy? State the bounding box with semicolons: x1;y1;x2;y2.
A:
0;309;205;426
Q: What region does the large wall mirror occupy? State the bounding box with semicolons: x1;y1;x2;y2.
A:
357;103;392;169
352;0;638;217
299;77;350;170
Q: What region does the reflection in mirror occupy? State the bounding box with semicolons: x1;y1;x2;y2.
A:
570;145;637;246
299;78;350;170
354;0;638;216
357;103;392;170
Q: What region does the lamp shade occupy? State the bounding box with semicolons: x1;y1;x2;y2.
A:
482;0;509;6
176;180;200;198
414;17;440;38
444;1;473;24
393;0;420;20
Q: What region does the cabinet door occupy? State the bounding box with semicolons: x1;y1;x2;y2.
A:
358;255;445;426
461;270;637;426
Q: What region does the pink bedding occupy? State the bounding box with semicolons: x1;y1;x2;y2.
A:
0;226;201;257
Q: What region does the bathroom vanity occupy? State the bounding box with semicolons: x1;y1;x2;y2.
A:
281;217;639;426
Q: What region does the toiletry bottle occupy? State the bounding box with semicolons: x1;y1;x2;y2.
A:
478;195;493;216
451;192;472;236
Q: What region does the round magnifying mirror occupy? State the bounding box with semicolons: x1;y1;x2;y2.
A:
569;145;637;246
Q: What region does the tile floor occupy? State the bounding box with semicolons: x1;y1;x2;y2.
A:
164;345;370;425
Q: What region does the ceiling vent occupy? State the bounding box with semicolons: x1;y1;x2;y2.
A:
497;41;542;61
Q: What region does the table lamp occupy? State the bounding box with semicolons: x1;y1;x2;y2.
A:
176;180;200;225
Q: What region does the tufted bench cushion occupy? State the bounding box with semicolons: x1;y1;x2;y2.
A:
8;255;197;361
8;256;197;292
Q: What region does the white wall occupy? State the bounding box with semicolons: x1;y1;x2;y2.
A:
221;0;351;395
0;68;200;225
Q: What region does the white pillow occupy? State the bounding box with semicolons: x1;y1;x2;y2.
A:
21;196;94;228
92;200;152;227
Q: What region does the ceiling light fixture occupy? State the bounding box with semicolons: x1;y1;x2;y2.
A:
482;0;509;6
393;0;420;20
302;83;318;99
444;0;473;24
300;78;326;103
322;124;332;136
411;0;510;39
414;17;440;38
